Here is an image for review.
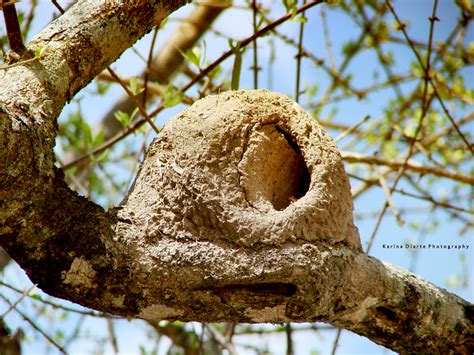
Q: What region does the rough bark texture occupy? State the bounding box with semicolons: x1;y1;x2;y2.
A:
0;1;472;353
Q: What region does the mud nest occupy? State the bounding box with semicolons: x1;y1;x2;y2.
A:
121;90;361;251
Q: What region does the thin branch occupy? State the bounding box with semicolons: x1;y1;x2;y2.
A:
320;6;335;71
330;328;342;355
107;318;119;355
251;0;259;89
286;323;294;355
335;115;370;143
0;281;118;318
372;165;404;225
0;294;67;354
341;151;473;185
206;324;238;355
385;0;472;151
106;68;160;134
180;0;326;93
1;0;25;55
0;284;36;318
295;0;307;102
142;27;160;107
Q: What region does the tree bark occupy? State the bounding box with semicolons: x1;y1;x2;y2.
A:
0;1;472;353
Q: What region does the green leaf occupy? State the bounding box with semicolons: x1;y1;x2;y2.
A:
114;110;131;127
94;130;105;146
96;81;111;95
163;85;184;107
82;120;93;145
177;46;201;68
30;294;43;301
208;64;221;79
292;15;308;23
34;45;47;58
159;18;168;30
129;76;143;95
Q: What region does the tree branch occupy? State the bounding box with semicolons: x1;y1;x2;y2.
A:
341;151;474;185
1;0;26;56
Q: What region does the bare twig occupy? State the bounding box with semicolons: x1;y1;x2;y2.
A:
342;151;473;185
385;0;472;151
2;0;26;55
0;294;67;354
0;284;35;318
106;68;160;134
295;0;306;102
206;324;238;355
335;115;370;143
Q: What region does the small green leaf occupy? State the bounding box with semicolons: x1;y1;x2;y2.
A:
82;120;93;145
114;110;131;127
208;64;221;79
292;15;308;23
129;76;143;95
34;46;47;58
94;130;105;146
96;81;111;95
177;47;201;68
163;85;183;107
159;18;168;30
30;294;43;301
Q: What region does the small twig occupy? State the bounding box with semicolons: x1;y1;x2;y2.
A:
320;6;335;72
335;115;370;143
341;151;474;185
286;323;294;355
206;324;238;355
106;67;160;134
372;165;404;225
51;0;65;13
251;0;259;89
295;0;307;102
330;328;342;355
124;126;151;196
0;284;36;318
366;202;389;253
107;318;119;355
2;0;26;55
0;280;118;318
142;27;159;107
0;294;67;354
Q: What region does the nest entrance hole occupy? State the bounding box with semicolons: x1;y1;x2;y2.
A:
240;124;311;211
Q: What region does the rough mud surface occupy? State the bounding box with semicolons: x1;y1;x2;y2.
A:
120;89;361;250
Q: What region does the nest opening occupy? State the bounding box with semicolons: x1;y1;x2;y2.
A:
240;124;311;211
